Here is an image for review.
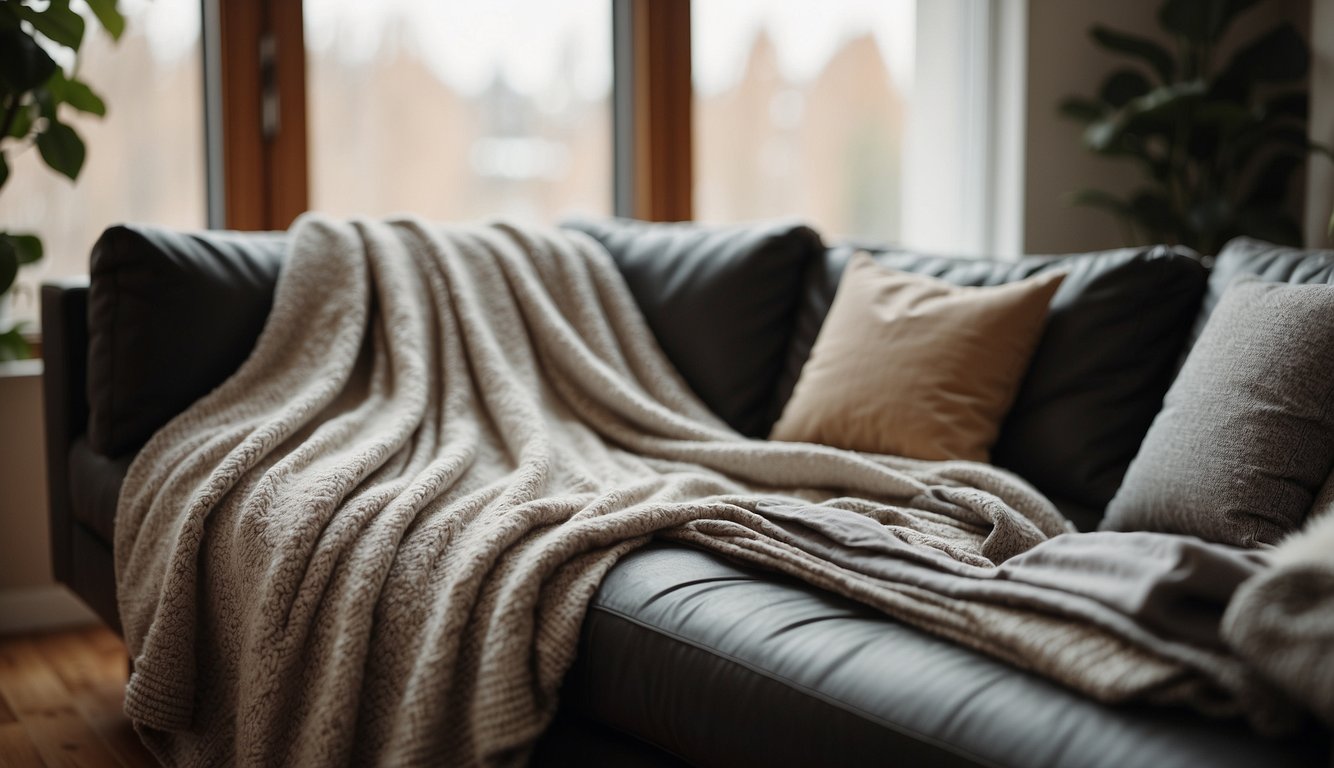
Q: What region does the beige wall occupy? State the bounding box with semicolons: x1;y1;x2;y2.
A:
1023;0;1315;254
0;362;51;589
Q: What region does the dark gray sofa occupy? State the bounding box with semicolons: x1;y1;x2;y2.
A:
42;219;1334;766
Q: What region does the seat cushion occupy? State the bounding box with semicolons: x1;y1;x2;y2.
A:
564;542;1329;768
87;225;287;457
562;217;823;437
775;244;1205;511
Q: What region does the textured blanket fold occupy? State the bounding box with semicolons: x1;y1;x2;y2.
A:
116;216;1307;767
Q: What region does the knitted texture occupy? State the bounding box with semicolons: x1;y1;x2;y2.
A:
117;216;1304;766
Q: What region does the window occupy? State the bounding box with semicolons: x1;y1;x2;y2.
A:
692;0;1018;255
303;0;613;223
1;0;207;324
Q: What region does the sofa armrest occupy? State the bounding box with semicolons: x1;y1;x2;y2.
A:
41;277;90;585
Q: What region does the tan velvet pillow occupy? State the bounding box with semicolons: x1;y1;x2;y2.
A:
770;252;1065;462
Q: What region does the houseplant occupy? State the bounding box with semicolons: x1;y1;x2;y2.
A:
0;0;123;360
1060;0;1331;254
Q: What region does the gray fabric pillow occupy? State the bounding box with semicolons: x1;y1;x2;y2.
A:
1102;277;1334;547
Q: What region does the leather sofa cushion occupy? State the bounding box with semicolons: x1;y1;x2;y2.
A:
564;542;1329;768
87;225;286;457
774;245;1206;511
69;437;132;545
562;217;823;437
1189;237;1334;345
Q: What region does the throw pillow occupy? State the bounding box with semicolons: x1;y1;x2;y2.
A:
1102;277;1334;547
769;252;1064;462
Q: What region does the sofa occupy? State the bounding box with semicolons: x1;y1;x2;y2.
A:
42;217;1333;766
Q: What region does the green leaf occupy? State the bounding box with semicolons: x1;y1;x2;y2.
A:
1089;26;1175;83
1082;81;1208;153
36;120;85;180
0;26;58;92
1158;0;1259;43
2;233;43;265
1058;96;1105;122
1243;153;1301;209
0;239;17;296
0;326;32;362
7;101;34;138
1099;69;1152;108
1263;91;1308;122
14;0;85;50
1220;23;1309;84
61;77;106;116
85;0;126;41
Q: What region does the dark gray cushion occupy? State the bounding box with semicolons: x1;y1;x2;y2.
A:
87;225;286;457
1103;277;1334;547
775;244;1206;511
562;217;823;437
1189;237;1334;346
563;542;1329;768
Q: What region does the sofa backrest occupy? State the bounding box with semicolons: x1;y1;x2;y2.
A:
775;244;1207;513
86;225;286;457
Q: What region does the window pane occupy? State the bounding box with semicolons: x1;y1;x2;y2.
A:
2;0;206;324
304;0;612;223
693;1;915;243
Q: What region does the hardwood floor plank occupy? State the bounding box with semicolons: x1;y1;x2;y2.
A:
0;685;16;724
0;637;123;768
0;720;48;767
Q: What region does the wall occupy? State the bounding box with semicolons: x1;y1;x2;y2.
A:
1023;0;1315;254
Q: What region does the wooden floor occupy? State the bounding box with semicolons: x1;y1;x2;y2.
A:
0;625;156;767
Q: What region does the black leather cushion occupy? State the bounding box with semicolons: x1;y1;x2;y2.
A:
68;437;131;545
86;225;287;457
564;542;1330;768
1189;237;1334;345
774;245;1206;510
562;217;823;437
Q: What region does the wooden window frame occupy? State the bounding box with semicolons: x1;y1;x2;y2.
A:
210;0;690;230
214;0;309;231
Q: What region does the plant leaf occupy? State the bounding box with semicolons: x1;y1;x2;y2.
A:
1242;153;1301;209
36;120;85;180
1089;26;1175;83
0;239;17;296
14;0;85;49
0;26;58;92
0;325;31;362
2;233;43;265
62;78;106;116
1262;91;1308;122
85;0;126;41
1082;81;1208;153
1158;0;1259;43
1058;96;1105;122
0;152;7;188
6;101;34;138
1100;69;1153;108
1211;23;1309;102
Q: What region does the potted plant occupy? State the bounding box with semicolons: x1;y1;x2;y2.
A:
1059;0;1331;254
1;0;124;360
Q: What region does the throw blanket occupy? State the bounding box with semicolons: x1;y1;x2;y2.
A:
116;216;1307;767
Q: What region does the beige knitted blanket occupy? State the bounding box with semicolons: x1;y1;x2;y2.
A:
115;216;1298;767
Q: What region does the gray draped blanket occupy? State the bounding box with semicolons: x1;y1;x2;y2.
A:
116;216;1321;767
